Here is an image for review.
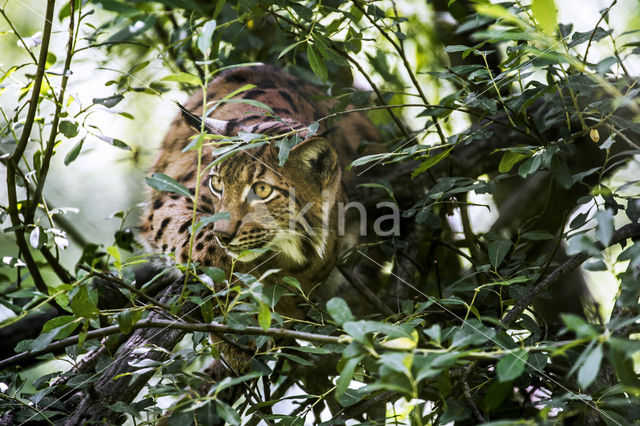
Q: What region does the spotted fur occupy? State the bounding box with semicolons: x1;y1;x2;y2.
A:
140;65;381;309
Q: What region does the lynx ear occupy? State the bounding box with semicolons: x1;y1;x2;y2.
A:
178;103;229;134
289;137;339;184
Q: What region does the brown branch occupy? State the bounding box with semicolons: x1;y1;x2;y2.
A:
337;265;395;317
28;0;75;223
502;223;640;326
4;0;56;294
78;264;187;322
461;362;484;423
0;319;342;369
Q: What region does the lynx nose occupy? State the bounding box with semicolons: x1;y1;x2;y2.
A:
213;215;239;247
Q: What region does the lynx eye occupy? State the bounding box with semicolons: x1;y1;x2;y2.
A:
209;175;224;195
253;182;273;199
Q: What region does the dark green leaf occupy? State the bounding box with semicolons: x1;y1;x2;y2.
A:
595;209;614;245
64;137;85;165
92;94;124;108
59;120;79;138
411;147;453;178
518;154;542;178
550;154;573;188
488;239;511;268
70;285;99;319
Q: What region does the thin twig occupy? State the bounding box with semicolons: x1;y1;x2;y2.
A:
461;362;485;423
502;223;640;326
582;0;617;65
352;0;446;143
78;265;188;322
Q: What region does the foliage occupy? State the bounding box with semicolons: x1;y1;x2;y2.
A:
1;0;640;424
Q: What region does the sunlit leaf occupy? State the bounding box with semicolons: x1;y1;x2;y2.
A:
145;173;192;198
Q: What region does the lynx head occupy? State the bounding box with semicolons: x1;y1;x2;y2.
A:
184;111;344;270
207;138;341;265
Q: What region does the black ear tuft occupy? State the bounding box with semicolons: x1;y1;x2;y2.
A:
289;137;338;183
177;102;204;131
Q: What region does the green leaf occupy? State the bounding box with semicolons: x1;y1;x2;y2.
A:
595;209;614;246
96;134;131;150
336;355;364;398
92;94;124;108
531;0;558;35
277;135;299;167
496;349;528;382
498;151;528;173
488;239;511;268
215;400;241;425
162;72;202;87
327;297;355;326
282;276;303;293
59;120;79;138
29;328;62;353
202;267;226;283
307;43;328;81
561;313;598;338
216;98;273;113
482;380;512;411
550;154;573;189
41;315;78;339
577;344;603;389
517;154;542;178
450;320;496;348
411;147;454;178
192;212;230;234
145;173;193;198
197;20;217;55
182;133;205;152
64;137;85;166
258;303;271;331
70;285;99;319
107;401;139;418
29;226;46;249
277;39;305;60
117;309;133;334
521;230;554;240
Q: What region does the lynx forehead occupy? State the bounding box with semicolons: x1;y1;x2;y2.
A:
140;65;380;291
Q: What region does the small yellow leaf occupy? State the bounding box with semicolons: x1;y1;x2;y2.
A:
590;129;600;143
381;337;417;350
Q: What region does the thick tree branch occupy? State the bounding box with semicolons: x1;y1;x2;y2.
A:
4;0;56;294
0;318;341;369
